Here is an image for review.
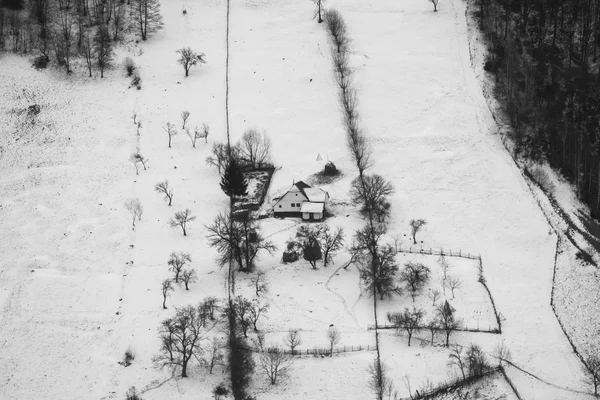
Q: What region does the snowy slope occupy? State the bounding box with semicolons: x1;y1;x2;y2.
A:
0;0;594;398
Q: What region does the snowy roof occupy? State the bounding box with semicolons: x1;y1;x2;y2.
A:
301;202;324;213
304;188;328;203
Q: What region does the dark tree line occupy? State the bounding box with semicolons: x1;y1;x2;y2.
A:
482;0;600;216
0;0;163;74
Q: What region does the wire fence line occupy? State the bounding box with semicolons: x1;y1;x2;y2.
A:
251;344;375;357
395;245;481;260
369;323;501;335
395;246;503;334
397;367;503;400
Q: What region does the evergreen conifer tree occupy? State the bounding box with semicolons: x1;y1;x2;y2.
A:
220;159;248;198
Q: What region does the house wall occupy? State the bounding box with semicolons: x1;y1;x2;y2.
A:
302;212;323;220
274;190;307;213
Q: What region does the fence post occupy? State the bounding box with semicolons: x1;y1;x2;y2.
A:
459;249;461;256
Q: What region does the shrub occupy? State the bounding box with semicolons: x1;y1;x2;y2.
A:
120;347;135;367
125;386;142;400
483;58;499;73
282;250;299;263
131;72;142;90
32;56;48;69
529;166;555;195
123;57;137;76
213;383;228;400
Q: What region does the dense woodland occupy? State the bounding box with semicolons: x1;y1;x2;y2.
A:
481;0;600;215
0;0;162;74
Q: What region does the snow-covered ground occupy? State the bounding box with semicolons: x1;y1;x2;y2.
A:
0;0;596;399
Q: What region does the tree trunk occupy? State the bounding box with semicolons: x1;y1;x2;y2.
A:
162;295;167;309
182;225;187;236
181;357;188;377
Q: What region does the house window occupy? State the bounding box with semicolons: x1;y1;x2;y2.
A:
297;203;301;207
291;203;295;207
279;205;282;208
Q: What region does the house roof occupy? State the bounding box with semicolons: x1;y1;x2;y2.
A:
293;180;311;198
301;202;324;213
304;188;328;202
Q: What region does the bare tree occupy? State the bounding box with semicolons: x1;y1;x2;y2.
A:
327;326;341;357
447;275;463;299
181;110;190;129
249;298;269;331
180;269;197;290
427;318;440;345
324;9;348;54
465;344;490;377
259;347;293;385
136;121;142;135
367;358;390;400
237;128;272;168
154;180;174;206
284;329;302;355
82;30;93;77
319;225;345;266
169;209;196;236
430;0;439;12
438;254;450;282
201;123;210;143
154;304;205;377
206;212;276;273
206;142;238;173
387;307;425;346
357;244;402;300
94;25;113;78
167;252;191;283
250;269;269;297
448;345;467;380
584;354;600;397
428;289;441;306
164;122;177;148
129;153;148;175
186;127;199;148
409;219;427;245
230;295;253;338
161;279;174;309
399;262;431;301
124;198;143;229
203;297;220;320
437;301;462;347
131;0;164;41
493;342;512;368
311;0;325;23
402;375;413;400
57;0;74;74
176;47;206;77
112;1;126;41
202;336;225;374
349;175;394;222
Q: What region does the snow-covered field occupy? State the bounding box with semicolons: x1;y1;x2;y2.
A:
0;0;597;399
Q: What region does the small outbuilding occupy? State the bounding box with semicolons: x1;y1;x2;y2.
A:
273;181;329;221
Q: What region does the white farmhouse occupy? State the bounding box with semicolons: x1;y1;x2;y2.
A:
273;181;329;221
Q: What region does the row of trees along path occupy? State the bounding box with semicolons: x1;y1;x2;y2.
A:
322;8;395;400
